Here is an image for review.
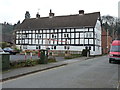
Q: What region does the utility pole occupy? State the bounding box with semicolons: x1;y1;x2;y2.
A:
107;29;108;51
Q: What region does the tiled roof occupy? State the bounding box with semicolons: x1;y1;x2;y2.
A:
16;12;100;30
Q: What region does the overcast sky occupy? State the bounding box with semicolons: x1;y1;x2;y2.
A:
0;0;120;24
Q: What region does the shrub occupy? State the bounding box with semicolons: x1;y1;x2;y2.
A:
64;56;73;59
64;54;81;59
10;59;39;68
48;56;56;63
25;59;32;66
14;47;21;53
34;51;38;54
30;60;37;66
21;61;26;67
25;50;31;54
24;59;38;66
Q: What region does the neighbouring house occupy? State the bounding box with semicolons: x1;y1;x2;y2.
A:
14;10;102;55
101;28;112;54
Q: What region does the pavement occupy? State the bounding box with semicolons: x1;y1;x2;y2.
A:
1;57;91;82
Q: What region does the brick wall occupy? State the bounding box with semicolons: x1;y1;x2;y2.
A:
101;28;112;54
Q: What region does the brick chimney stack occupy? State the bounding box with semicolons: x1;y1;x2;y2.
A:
79;10;84;15
49;9;55;18
36;12;40;19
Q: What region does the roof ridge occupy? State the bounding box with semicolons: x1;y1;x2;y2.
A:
16;11;100;30
27;12;100;20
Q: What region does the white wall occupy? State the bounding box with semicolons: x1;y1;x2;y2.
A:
70;46;85;51
94;19;102;55
90;46;101;55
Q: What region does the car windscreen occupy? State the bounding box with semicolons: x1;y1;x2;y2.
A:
110;46;120;52
4;48;13;51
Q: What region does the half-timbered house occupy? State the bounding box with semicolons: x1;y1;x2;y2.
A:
15;10;102;55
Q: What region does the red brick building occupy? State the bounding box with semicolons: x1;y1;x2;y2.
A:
101;28;112;54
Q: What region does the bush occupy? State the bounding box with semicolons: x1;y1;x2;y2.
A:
25;59;32;66
48;59;57;63
14;47;21;53
24;59;38;66
48;56;56;63
34;51;38;54
64;56;73;59
25;50;31;54
10;59;39;68
64;54;81;59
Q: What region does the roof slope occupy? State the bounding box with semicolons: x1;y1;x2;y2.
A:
16;12;100;30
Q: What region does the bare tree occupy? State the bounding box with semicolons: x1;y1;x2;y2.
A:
102;15;118;40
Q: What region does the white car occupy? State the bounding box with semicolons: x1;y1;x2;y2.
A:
3;47;18;55
0;47;5;54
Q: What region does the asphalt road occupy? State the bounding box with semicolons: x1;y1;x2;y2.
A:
3;55;119;88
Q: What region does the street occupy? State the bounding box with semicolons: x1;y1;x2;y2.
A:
2;55;119;88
